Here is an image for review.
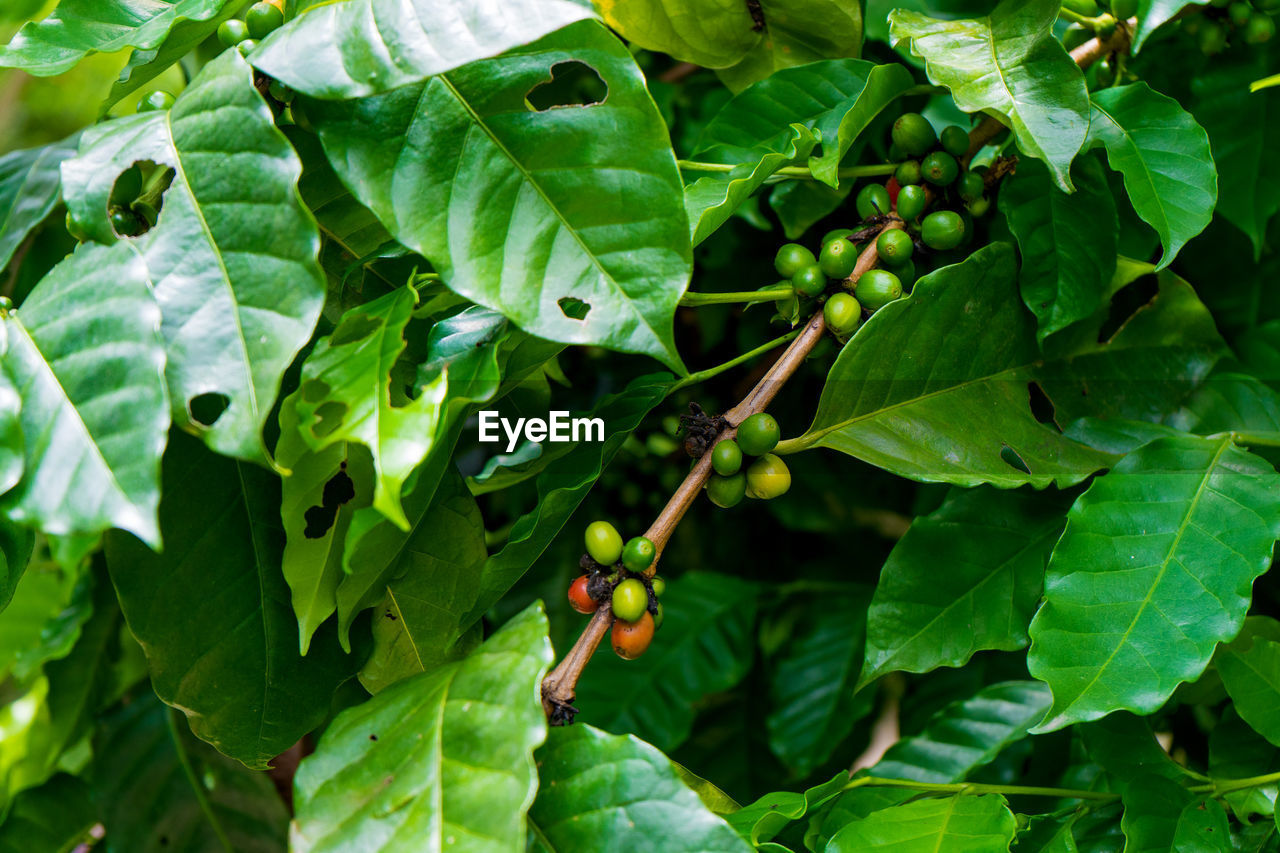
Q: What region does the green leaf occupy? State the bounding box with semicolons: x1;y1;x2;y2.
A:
93;693;289;853
294;286;447;529
1000;155;1118;342
0;774;95;853
251;0;595;99
1216;618;1280;750
1084;84;1216;270
0;134;79;271
1079;713;1188;784
0;0;236;76
889;0;1089;191
1028;435;1280;732
786;243;1116;487
861;487;1070;686
1210;706;1280;820
1120;774;1229;853
529;725;752;852
696;59;913;189
770;179;850;239
0;520;33;614
104;432;359;769
291;603;553;853
592;0;760;68
576;572;758;751
61;50;325;465
306;21;691;371
727;774;850;849
0;368;21;516
766;586;873;775
826;794;1018;852
1133;0;1207;53
1;241;168;553
716;0;864;93
0;556;87;682
358;468;487;694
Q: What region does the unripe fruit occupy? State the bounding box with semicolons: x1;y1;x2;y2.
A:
612;578;649;622
1199;21;1228;55
967;196;991;217
711;440;743;476
246;1;285;38
896;184;927;221
856;269;904;312
895;259;918;290
653;602;665;630
110;208;144;237
651;576;666;597
940;125;969;159
876;229;914;267
736;413;780;456
921;210;966;250
819;237;859;279
1229;1;1253;25
821;228;853;246
217;19;250;48
856;184;892;219
621;536;656;572
237;38;259;55
957;170;985;202
1062;0;1100;14
921;151;959;186
138;91;175;112
65;211;88;242
891;113;936;157
706;472;747;508
568;576;596;614
110;165;142;207
585;520;623;566
1111;0;1137;16
894;160;922;186
612;611;655;659
775;243;817;278
746;454;791;500
792;264;827;297
1245;12;1275;42
824;292;862;337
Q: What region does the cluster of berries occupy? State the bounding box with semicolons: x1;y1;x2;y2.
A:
569;522;665;660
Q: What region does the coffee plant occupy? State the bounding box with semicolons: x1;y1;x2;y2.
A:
0;0;1279;848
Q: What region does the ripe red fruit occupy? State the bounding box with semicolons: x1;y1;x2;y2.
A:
612;611;655;659
886;176;901;205
568;575;596;614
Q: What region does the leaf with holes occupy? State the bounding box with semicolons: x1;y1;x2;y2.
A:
826;794;1018;852
785;243;1116;487
1;240;168;558
0;134;79;271
889;0;1090;191
290;603;552;853
305;20;690;371
60;50;325;466
1085;83;1216;270
1028;435;1280;732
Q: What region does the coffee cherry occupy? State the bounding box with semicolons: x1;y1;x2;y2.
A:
894;160;922;186
824;292;862;337
237;38;259;55
891;113;937;157
940;126;969;159
65;211;88;242
217;19;250;48
711;440;743;476
612;578;648;622
957;170;985;203
895;259;918;290
746;454;791;500
246;1;285;38
820;237;859;279
1096;17;1117;39
651;576;666;597
921;151;959;187
568;576;596;614
110;208;144;237
736;413;780;456
621;536;656;573
1199;21;1228;54
1245;12;1275;42
921;210;966;250
110;165;142;207
876;229;913;267
792;264;827;298
856;184;892;219
585;521;623;566
706;472;747;508
821;228;853;246
856;269;903;312
652;602;665;630
1111;0;1137;16
967;197;991;217
137;91;175;112
268;80;294;104
775;243;817;278
896;184;927;221
1229;1;1254;25
612;611;655;659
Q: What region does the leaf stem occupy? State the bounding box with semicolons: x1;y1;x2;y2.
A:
1200;769;1280;794
677;160;899;180
846;776;1119;801
679;286;794;307
1213;431;1280;449
671;329;801;393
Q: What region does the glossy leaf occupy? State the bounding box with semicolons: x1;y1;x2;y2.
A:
291;604;553;853
1;240;168;553
1028;435;1280;732
766;586;873;775
0;0;236;76
0;520;33;615
576;572;758;751
251;0;596;99
1217;618;1280;750
889;0;1089;191
1000;155;1118;342
529;724;751;852
0;774;95;853
592;0;759;68
61;50;325;465
1133;0;1207;52
1210;706;1280;819
0;134;79;271
0;366;21;515
306;21;690;371
104;432;359;769
861;487;1070;686
1120;774;1229;853
103;5;241;113
1079;713;1188;784
788;243;1116;487
826;794;1018;852
716;0;864;93
93;693;288;853
1084;84;1216;270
